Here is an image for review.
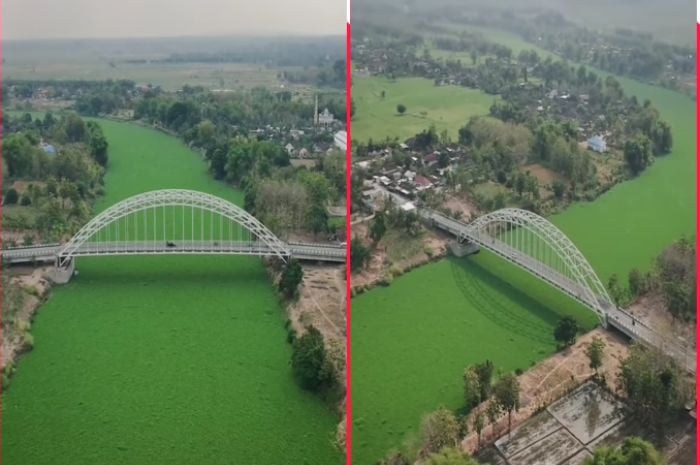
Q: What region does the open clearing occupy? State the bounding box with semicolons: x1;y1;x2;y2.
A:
1;120;342;465
352;76;495;143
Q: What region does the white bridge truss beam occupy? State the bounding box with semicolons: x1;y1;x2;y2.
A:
57;189;291;267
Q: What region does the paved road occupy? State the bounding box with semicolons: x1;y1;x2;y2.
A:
2;240;346;264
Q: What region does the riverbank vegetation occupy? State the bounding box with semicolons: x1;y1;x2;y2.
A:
2;112;108;243
609;236;696;322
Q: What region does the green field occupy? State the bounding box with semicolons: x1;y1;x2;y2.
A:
4;61;286;92
352;255;598;464
2;120;343;465
352;33;695;465
352;76;495;143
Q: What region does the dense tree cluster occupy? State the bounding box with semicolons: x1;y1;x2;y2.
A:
5;79;139;110
585;437;664;465
2;113;108;241
618;237;696;320
354;12;675;210
278;259;304;299
619;344;691;435
554;316;579;348
291;325;336;394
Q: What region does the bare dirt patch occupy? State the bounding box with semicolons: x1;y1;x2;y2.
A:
461;329;630;454
2;267;53;369
351;221;449;293
442;194;479;221
627;293;695;349
521;164;563;185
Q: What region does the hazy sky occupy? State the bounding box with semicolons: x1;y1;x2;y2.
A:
3;0;345;40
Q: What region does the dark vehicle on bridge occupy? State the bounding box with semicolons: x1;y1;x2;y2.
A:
166;241;176;248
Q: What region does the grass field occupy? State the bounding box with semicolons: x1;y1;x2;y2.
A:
352;76;495;143
5;61;288;92
352;254;598;464
1;120;343;465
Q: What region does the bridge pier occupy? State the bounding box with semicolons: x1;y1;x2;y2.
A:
47;260;75;284
448;240;480;257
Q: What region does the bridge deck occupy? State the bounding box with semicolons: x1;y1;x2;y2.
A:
2;241;345;264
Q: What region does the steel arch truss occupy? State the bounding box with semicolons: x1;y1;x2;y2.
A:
461;208;613;325
57;189;290;267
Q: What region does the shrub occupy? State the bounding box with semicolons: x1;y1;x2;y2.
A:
291;326;335;393
21;333;34;352
390;265;403;278
4;188;19;205
20;195;31;206
278;259;303;298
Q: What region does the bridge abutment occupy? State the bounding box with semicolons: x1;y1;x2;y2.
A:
47;260;75;284
448;240;480;257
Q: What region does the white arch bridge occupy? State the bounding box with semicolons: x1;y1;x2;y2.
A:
420;207;695;373
2;189;346;269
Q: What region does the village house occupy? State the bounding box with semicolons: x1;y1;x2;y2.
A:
587;135;607;153
414;175;433;191
284;143;295;156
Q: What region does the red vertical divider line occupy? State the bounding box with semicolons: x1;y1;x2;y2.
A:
695;19;699;465
345;5;352;465
1;0;5;454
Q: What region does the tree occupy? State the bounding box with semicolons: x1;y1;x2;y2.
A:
493;373;520;437
419;408;460;457
397;104;407;115
307;203;329;235
628;268;648;298
662;280;693;321
291;325;334;392
463;367;481;410
87;121;109;166
554;316;578;347
608;273;626;307
350;238;371;271
650;121;673;155
370;210;388;243
514;172;527;197
472;411;485;450
279;259;304;298
586;337;605;376
423;448;480;465
624;135;653;175
552;180;566;200
474;360;494;401
63;113;87;142
486;398;500;437
4;188;19;205
619;344;689;435
585;437;664;465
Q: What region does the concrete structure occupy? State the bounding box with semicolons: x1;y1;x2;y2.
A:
334;130;347;150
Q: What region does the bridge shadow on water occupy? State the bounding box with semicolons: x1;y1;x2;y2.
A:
67;255;271;288
449;255;587;346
